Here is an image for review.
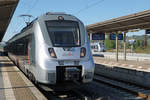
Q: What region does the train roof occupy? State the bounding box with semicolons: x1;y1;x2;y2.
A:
20;12;75;34
7;12;79;43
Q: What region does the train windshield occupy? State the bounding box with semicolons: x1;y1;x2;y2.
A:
46;20;80;47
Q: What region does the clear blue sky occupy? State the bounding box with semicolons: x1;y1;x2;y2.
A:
3;0;150;41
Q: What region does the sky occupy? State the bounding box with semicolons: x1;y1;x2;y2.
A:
2;0;150;41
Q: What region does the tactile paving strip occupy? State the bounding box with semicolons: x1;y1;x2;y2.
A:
0;56;47;100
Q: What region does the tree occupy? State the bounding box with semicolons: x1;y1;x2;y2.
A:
104;35;115;50
134;40;141;49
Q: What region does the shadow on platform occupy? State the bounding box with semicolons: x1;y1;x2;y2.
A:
0;63;15;67
0;60;11;63
0;71;20;73
0;51;7;56
0;85;34;90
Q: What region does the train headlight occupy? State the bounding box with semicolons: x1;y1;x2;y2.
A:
48;48;57;58
58;16;64;20
80;47;86;58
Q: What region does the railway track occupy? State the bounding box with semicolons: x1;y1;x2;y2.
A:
38;85;98;100
37;82;115;100
36;75;145;100
94;74;150;100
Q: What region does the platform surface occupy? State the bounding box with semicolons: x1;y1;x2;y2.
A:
94;57;150;88
0;56;47;100
94;57;150;72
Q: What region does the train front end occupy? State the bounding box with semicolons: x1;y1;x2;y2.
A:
35;13;95;85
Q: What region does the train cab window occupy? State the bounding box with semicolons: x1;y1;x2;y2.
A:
45;20;81;47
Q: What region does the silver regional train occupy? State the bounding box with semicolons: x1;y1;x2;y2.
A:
4;12;95;86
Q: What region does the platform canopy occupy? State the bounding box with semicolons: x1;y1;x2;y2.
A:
86;10;150;33
0;0;19;41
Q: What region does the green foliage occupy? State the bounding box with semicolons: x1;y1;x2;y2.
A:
104;34;150;53
134;46;150;53
126;42;130;49
133;40;141;49
104;35;115;50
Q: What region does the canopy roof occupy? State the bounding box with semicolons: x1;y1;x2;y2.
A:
86;10;150;33
0;0;19;41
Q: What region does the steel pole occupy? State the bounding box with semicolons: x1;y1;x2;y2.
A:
123;32;127;61
116;32;119;61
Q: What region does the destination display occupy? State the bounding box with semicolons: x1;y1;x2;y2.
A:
92;33;105;40
146;29;150;34
110;33;123;40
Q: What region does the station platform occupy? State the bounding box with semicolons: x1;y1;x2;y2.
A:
94;57;150;88
0;56;47;100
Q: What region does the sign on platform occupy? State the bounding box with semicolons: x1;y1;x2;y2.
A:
146;29;150;34
109;33;123;40
92;33;105;40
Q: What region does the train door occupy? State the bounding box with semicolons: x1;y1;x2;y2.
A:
27;33;36;81
18;35;30;74
29;33;35;67
25;33;35;66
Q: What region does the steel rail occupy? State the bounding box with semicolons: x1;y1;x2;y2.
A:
94;74;150;100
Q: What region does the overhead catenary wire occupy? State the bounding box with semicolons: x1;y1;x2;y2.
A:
11;0;33;34
76;0;105;14
25;0;39;14
13;0;39;34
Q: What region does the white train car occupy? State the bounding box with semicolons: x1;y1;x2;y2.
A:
4;12;95;86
